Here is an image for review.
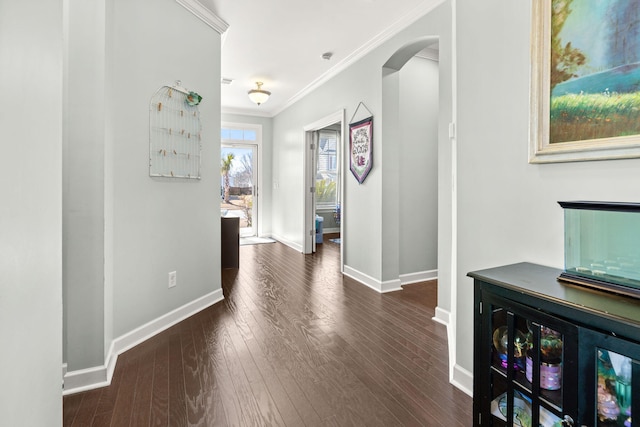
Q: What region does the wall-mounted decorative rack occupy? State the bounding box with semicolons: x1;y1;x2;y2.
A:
149;81;202;179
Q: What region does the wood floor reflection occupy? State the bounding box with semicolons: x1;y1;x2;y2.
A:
63;240;472;426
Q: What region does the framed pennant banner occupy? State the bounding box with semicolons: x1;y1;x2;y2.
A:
349;117;373;184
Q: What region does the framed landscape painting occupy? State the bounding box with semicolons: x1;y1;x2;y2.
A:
530;0;640;163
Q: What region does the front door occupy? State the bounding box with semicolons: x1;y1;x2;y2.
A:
221;143;258;237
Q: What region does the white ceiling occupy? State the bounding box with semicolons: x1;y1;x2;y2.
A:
205;0;441;117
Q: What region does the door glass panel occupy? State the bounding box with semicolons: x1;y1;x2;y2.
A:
527;323;564;408
489;303;564;426
596;349;633;426
316;130;338;209
221;145;256;237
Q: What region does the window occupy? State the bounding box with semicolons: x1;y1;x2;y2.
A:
316;130;338;209
221;128;256;142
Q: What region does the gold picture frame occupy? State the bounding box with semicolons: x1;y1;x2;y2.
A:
529;0;640;163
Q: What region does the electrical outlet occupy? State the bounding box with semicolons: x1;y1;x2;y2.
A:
168;271;177;288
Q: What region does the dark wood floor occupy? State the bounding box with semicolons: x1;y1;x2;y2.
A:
63;240;472;426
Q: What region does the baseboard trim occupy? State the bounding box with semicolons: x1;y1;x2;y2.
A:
113;289;224;356
270;233;303;253
342;266;438;292
432;306;450;326
433;306;473;397
62;365;111;395
322;227;340;233
63;289;224;395
399;269;437;285
61;363;67;390
451;363;473;397
343;265;402;293
381;278;403;293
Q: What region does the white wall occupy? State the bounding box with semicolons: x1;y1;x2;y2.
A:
63;0;224;379
455;0;640;378
109;0;222;338
0;0;63;424
221;113;274;237
399;56;439;276
272;2;452;291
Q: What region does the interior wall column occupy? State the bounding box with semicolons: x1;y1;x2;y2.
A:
380;67;401;284
63;0;107;372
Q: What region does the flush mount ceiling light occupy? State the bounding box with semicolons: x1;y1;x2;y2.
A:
247;82;271;105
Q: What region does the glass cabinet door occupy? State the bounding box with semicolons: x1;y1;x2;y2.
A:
580;329;640;427
481;293;578;426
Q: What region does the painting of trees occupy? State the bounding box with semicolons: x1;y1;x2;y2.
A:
531;0;640;161
548;0;640;145
605;0;640;68
550;0;586;91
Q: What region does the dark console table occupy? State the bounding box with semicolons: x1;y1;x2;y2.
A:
221;217;239;269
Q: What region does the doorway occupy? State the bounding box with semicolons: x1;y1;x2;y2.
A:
303;110;345;272
380;37;440;284
221;124;261;237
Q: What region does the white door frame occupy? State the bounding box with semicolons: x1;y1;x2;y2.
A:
221;122;263;237
303;110;345;272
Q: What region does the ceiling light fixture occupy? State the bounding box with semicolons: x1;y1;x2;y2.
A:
247;82;271;105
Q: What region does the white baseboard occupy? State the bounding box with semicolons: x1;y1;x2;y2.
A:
63;364;111;394
343;265;403;293
63;289;224;395
61;363;67;389
344;266;439;293
323;227;340;233
399;269;437;285
432;306;450;326
270;233;303;253
451;363;473;397
381;278;402;293
431;306;473;397
111;289;224;356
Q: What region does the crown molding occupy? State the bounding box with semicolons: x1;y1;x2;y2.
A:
175;0;229;34
221;106;274;118
271;0;445;116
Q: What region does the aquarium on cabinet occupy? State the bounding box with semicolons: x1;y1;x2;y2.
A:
559;201;640;299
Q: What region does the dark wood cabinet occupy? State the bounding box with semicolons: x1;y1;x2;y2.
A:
221;217;239;268
469;263;640;427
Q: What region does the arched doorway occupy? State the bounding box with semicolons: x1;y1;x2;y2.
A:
380;36;440;283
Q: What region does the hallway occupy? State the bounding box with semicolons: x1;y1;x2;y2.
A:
63;241;472;426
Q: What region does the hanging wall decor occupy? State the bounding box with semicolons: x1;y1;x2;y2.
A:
349;102;373;184
529;1;640;163
149;81;202;178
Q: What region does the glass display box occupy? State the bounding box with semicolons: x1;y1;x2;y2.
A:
559;201;640;299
